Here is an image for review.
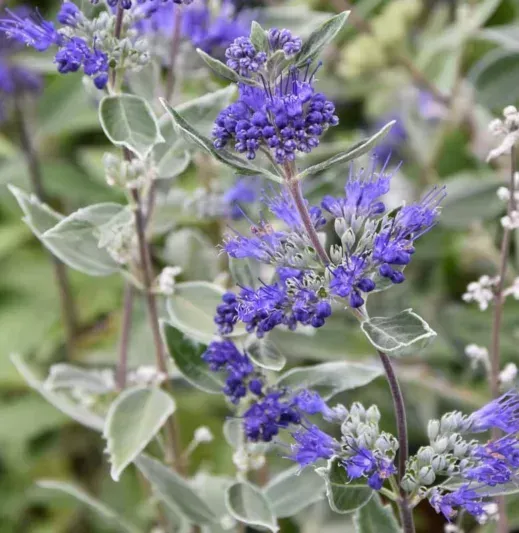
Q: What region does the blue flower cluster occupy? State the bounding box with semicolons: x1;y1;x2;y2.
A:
213;63;339;163
0;10;42;119
202;338;332;441
344;447;397;490
223;177;259;219
426;390;519;522
268;28;302;57
136;0;250;55
96;0;193;9
0;5;109;89
225;36;267;76
215;272;332;337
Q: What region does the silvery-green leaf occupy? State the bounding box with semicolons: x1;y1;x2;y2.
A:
229;257;257;288
353;493;401;533
155;140;190;180
175;85;237;137
45;364;115;394
135;454;217;525
317;459;373;514
167;281;245;343
41;203;126;276
250;21;269;52
361;309;437;357
259;6;330;37
126;61;161;103
160;99;283;183
245;335;286;371
276;361;383;400
161;321;224;394
440;173;506;228
265;466;325;518
163;228;219;282
470;48;519;110
191;474;235;533
11;354;104;432
36;480;140;533
104;387;176;481
196;49;240;82
476;25;519;51
298;121;395;179
225;482;279;533
466;0;501;31
295;11;350;67
99;94;164;160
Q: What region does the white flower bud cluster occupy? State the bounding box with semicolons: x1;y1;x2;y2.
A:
464;343;490;372
477;502;499;525
444;525;464;533
499;362;518;387
487;106;519;161
504;277;519;300
232;447;266;473
157;266;182;295
462;275;499;311
127;366;167;387
496;174;519;204
99;218;135;265
501;210;519;230
194;426;214;444
340;402;398;460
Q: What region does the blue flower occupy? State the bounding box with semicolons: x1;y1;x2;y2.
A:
289;424;338;467
225;36;267;77
202;339;257;404
329;256;376;309
469;389;519;434
57;2;82;27
342;446;396;490
429;485;485;521
223;177;259;219
0;8;60;51
321;156;394;221
268;28;302;57
213;64;338;163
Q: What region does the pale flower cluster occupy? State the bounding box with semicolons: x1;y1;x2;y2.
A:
462;275;499;311
487;105;519;161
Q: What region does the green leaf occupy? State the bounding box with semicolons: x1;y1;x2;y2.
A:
250;21;269;52
135;454;217;525
160;99;283;183
41;203;127;276
104;387;176;481
295;11;350;66
155;141;191;180
440;173;506;229
298;121;395;179
45;363;115;394
175;85;237;137
361;309;437;357
225;482;279;533
99;94;164;160
11;354;104;432
36;480;140;533
353;493;401;533
167;281;245;343
196;49;240;82
161;321;225;394
276;361;383;400
317;459;373;514
245;335;286;371
265;466;325;518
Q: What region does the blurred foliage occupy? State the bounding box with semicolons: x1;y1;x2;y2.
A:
1;0;519;532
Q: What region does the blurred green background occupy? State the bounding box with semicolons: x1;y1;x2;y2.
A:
1;0;519;531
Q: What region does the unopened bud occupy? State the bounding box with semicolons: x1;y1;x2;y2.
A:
417;446;434;465
431;454;447;472
366;405;381;423
432;436;449;454
427;420;441;441
400;474;418;492
194;426;214;443
418;466;436;485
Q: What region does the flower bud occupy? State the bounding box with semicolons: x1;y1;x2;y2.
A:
417;446;434;465
427;419;440;441
366;405;381;424
432;436;449;454
418;466;436;485
431;454;447;472
400;474;418;492
194;426;214;443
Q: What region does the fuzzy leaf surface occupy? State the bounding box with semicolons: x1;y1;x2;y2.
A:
225;482;278;532
361;309;437;357
104;387;176;481
99;94;164;159
135;454;217;525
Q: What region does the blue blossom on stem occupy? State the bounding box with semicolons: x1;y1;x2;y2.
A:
268;28;302;57
0;8;60;51
343;447;397;490
213;64;339;163
57;2;82;27
329;256;376;308
225;36;267;76
289;424;338;466
468;389;519;434
429;485;485;521
223;177;259;219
